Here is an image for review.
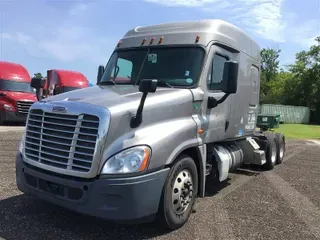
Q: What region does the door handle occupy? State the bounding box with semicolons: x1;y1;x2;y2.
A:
225;118;229;132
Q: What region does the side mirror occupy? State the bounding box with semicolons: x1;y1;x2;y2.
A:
130;79;158;128
30;77;45;89
97;65;105;85
139;79;158;93
222;61;238;94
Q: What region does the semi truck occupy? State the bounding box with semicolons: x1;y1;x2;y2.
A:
16;19;286;230
41;69;89;97
0;61;37;125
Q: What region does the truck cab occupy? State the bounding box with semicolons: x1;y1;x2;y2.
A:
41;69;89;98
0;61;37;125
16;19;286;230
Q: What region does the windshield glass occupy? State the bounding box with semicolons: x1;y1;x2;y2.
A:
99;47;205;87
0;79;35;93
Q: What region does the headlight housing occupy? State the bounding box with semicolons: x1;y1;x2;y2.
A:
3;103;14;111
19;131;26;154
101;146;151;174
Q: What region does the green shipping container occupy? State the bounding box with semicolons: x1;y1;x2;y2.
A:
259;104;310;124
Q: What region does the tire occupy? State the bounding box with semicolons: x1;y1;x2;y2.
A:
263;133;277;170
0;116;3;125
275;133;285;164
157;154;198;230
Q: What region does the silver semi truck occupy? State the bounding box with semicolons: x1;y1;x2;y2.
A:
16;19;285;230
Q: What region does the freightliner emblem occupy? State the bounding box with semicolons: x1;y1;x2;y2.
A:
52;106;67;113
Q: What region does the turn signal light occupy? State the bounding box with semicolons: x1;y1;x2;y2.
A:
158;37;164;44
195;35;200;43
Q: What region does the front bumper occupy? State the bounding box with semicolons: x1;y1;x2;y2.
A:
0;110;27;123
15;153;169;222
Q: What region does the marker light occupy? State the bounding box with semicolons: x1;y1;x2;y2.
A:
158;37;164;44
117;40;122;47
195;35;200;43
150;37;155;45
141;38;147;45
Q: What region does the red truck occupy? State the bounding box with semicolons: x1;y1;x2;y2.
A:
0;61;37;125
42;69;89;97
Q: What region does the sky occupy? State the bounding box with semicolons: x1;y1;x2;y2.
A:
0;0;319;84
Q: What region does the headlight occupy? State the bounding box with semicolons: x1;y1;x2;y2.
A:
19;131;26;153
3;104;14;111
101;146;151;174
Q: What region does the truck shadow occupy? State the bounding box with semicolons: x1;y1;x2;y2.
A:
0;165;266;240
0;194;169;240
204;164;262;197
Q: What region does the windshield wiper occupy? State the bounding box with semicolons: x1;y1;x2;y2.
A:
99;80;116;85
157;80;173;88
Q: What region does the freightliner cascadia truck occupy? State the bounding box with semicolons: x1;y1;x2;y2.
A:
0;61;37;125
16;19;286;230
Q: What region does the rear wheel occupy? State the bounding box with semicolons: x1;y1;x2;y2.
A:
275;133;285;164
263;133;277;170
0;116;4;125
158;155;198;230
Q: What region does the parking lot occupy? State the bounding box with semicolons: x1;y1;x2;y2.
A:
0;128;320;240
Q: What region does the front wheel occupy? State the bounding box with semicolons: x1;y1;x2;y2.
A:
158;155;198;230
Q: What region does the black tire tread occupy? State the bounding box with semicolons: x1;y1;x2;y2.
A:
263;132;277;170
157;154;198;230
275;132;285;164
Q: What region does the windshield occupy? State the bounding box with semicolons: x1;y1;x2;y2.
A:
99;46;205;87
0;79;35;93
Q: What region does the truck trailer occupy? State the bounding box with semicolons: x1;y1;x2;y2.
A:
0;61;37;125
16;19;286;230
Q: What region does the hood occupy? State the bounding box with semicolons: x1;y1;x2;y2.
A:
43;85;194;116
1;91;37;102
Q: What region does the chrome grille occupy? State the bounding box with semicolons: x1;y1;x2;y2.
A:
24;109;100;172
17;101;34;114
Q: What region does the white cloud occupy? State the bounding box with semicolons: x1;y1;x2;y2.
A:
0;2;112;64
144;0;216;7
68;3;89;16
144;0;287;42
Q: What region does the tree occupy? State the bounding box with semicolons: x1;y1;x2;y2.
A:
260;48;281;82
286;36;320;123
34;72;44;78
259;48;282;103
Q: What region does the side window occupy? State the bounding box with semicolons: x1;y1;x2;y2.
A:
111;58;133;81
207;54;227;90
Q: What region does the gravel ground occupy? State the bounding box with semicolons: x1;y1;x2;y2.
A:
0;130;320;240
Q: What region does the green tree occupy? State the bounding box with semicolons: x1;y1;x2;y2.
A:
260;48;281;82
34;72;44;78
259;48;282;103
286;36;320;123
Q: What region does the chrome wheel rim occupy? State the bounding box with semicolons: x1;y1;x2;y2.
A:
279;141;284;159
271;140;277;164
172;170;193;215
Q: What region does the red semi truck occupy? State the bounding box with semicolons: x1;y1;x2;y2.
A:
42;69;89;97
0;61;37;125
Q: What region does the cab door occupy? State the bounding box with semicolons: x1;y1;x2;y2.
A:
202;44;235;143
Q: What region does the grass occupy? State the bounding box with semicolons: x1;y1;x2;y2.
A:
273;124;320;140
